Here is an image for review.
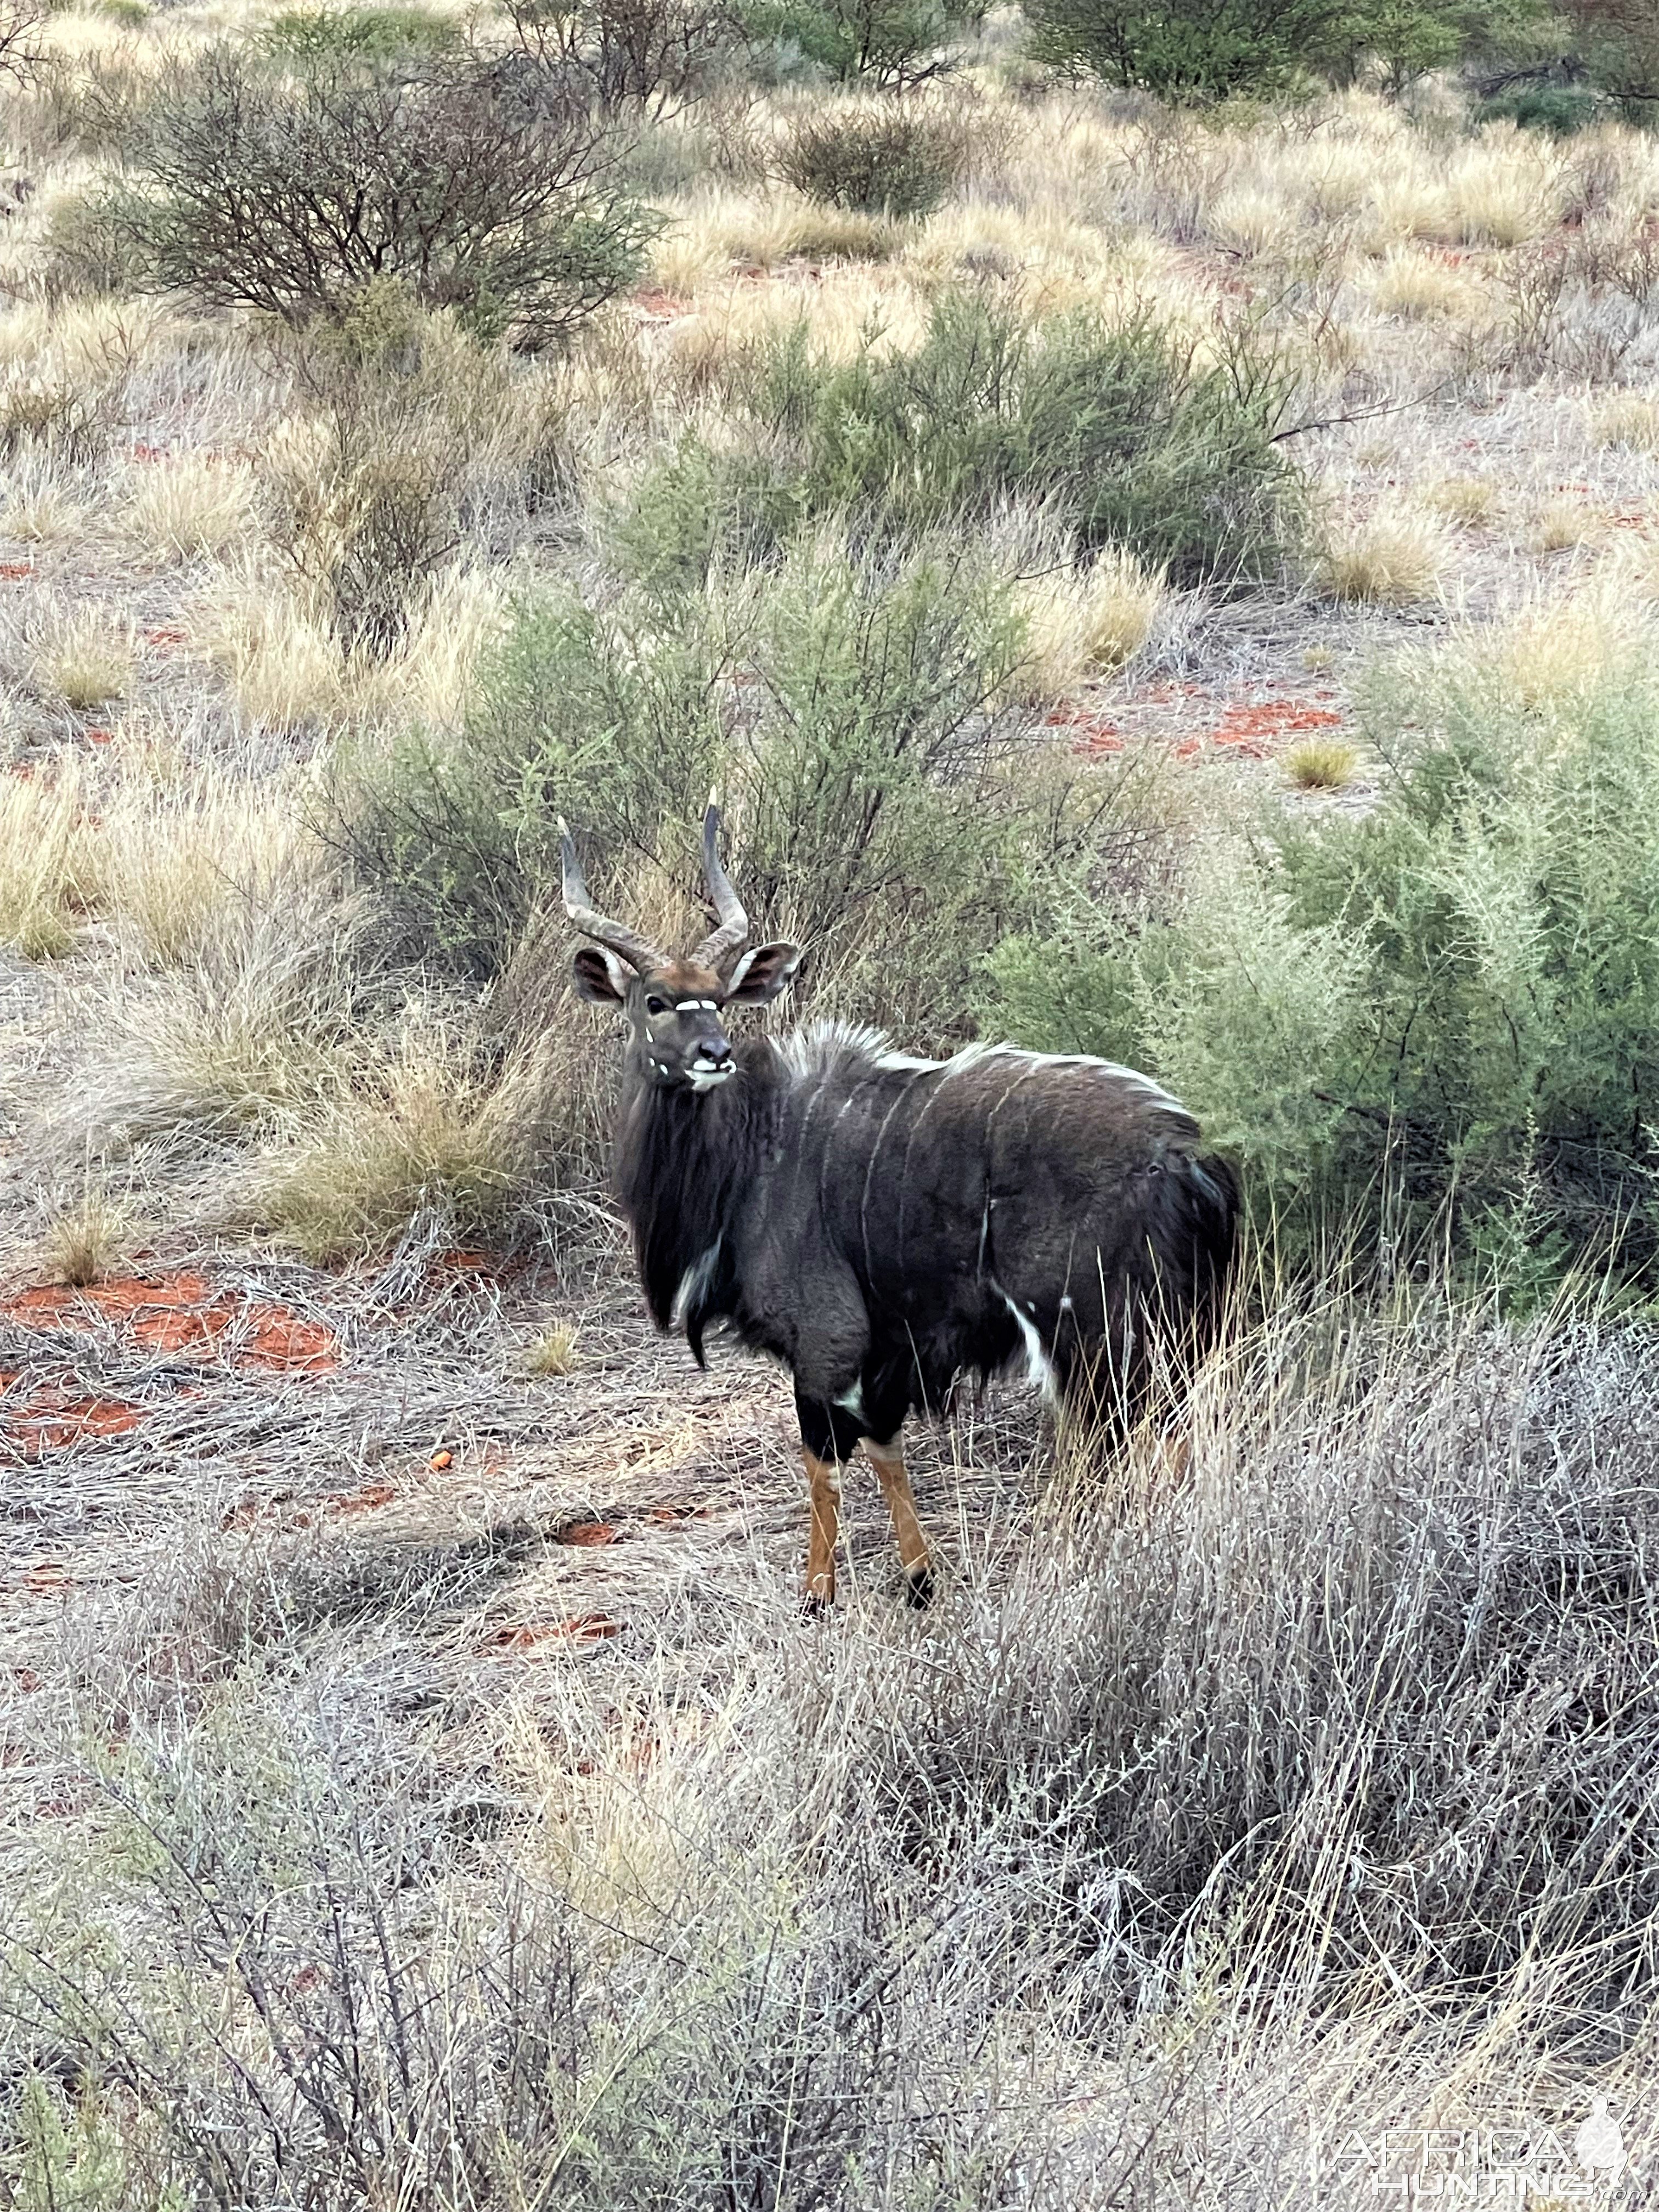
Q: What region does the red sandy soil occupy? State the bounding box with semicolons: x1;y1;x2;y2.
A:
0;1378;145;1453
1;1271;336;1371
555;1520;619;1547
1;1272;336;1457
1053;688;1346;763
486;1613;624;1650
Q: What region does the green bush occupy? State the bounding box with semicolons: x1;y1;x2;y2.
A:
1024;0;1558;98
39;188;150;301
260;4;462;64
980;640;1659;1291
333;532;1149;1049
1476;81;1601;131
1023;0;1350;98
109;43;655;348
730;292;1304;586
1564;0;1659;113
774;103;967;215
737;0;967;86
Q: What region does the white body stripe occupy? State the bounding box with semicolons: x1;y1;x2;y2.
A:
1000;1290;1059;1403
672;1240;723;1325
778;1020;1183;1114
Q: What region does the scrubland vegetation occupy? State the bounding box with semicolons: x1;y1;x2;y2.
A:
2;0;1658;2198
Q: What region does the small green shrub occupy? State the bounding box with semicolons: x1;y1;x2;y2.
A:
41;188;151;302
737;0;967;86
1023;0;1349;98
111;43;656;348
261;5;461;64
732;291;1304;586
606;436;805;602
775;104;967;216
334;589;727;977
979;639;1659;1289
1476;82;1601;132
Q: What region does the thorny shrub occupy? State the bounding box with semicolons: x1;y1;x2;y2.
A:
503;0;738;117
108;42;656;348
738;0;969;88
774;100;970;215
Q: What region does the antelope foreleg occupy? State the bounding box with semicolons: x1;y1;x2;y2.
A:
802;1448;841;1612
865;1437;932;1607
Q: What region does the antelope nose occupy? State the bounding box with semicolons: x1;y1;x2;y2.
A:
697;1041;733;1068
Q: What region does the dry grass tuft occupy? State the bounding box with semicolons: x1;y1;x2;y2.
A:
1592;391;1659;453
1007;545;1165;703
1359;246;1483;323
0;450;92;543
35;610;132;711
1318;506;1452;606
206;578;353;731
40;1184;130;1286
524;1319;580;1376
0;755;84;958
1284;735;1361;789
119;452;261;562
253;1024;555;1263
1421;474;1498;526
1486;588;1644;706
1530;495;1605;554
81;765;315;967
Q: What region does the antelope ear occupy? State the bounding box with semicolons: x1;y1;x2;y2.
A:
724;940;802;1005
572;946;631;1005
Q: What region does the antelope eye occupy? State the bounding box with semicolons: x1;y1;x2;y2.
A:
645;995;668;1016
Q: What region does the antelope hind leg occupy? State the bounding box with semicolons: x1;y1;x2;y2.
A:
865;1436;933;1608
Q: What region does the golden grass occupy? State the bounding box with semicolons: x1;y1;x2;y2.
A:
0;450;92;543
1205;184;1285;261
1530;495;1606;555
1284;735;1361;790
525;1320;580;1376
205;576;353;731
41;1186;131;1287
1359;246;1485;323
35;610;132;711
254;1026;550;1263
0;755;84;959
1421;474;1498;526
1593;392;1659;453
1487;588;1645;708
118;452;261;561
1318;506;1453;606
1615;534;1659;603
81;763;314;967
1446;136;1562;247
1007;546;1165;704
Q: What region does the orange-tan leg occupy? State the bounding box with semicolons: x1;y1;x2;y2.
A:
803;1448;841;1612
865;1437;933;1607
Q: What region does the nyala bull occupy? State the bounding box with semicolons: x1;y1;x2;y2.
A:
563;805;1239;1612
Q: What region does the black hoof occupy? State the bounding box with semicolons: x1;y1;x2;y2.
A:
903;1565;934;1611
802;1589;834;1621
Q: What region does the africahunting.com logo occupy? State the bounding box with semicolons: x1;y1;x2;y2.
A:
1311;2100;1633;2203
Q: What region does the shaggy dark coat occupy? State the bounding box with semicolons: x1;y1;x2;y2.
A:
614;1019;1239;1459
